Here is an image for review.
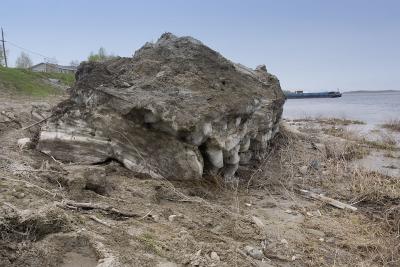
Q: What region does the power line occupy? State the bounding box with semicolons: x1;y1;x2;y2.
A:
1;27;77;67
5;39;50;60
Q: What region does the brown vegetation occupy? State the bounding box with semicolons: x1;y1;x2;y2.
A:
293;117;365;126
246;124;400;266
321;126;398;151
382;119;400;132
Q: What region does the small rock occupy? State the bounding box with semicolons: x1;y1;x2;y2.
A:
252;216;265;230
326;237;335;243
210;251;220;262
280;239;288;246
284;209;297;215
122;81;131;87
309;159;320;170
16;192;25;199
245;203;252;207
244;245;263;260
299;165;308;175
12;190;25;199
150;214;159;222
291;254;302;261
168;215;177;222
156;71;166;78
17;138;33;150
306;228;325;238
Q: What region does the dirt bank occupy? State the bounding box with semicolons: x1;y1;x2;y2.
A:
1;94;399;266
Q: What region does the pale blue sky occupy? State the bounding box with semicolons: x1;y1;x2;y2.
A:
1;0;399;91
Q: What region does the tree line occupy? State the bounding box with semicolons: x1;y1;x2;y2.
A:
0;47;115;69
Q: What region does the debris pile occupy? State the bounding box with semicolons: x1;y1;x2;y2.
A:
37;33;285;180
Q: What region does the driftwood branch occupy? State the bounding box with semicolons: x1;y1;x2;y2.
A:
14;169;67;174
21;115;54;131
138;209;154;221
300;189;357;211
88;215;112;227
60;200;140;218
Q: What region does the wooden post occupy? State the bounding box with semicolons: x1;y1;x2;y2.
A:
1;27;8;67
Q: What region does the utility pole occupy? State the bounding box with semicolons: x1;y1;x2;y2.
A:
1;27;8;67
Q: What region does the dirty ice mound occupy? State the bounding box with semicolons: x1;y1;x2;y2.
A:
37;33;286;181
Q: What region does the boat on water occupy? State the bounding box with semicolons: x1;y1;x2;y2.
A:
285;90;342;99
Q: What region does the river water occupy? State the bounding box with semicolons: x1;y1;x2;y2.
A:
283;91;400;126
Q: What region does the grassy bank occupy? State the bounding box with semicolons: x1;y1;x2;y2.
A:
292;116;365;126
0;67;75;97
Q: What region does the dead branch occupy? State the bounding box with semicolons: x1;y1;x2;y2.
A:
88;215;112;228
14;169;67;174
299;189;357;211
49;155;64;165
138;209;153;220
60;200;140;218
21;114;54;131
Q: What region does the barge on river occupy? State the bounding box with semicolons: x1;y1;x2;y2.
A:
285;90;342;99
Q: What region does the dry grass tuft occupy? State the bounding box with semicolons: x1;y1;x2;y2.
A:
382;119;400;132
241;121;400;265
322;126;358;140
348;168;400;203
322;117;365;126
306;212;400;266
362;132;397;151
385;205;400;236
293;116;365;126
0;204;69;242
322;126;398;151
326;141;369;161
383;151;399;158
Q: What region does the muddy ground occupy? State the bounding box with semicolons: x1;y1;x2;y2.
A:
0;92;399;267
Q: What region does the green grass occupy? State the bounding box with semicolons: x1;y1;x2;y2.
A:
0;67;75;97
137;233;162;255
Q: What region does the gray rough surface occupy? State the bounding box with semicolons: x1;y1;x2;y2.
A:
37;33;285;180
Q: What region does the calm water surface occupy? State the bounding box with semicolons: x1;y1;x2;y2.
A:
283;92;400;125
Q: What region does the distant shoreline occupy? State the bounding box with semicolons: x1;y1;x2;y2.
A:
343;90;400;94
